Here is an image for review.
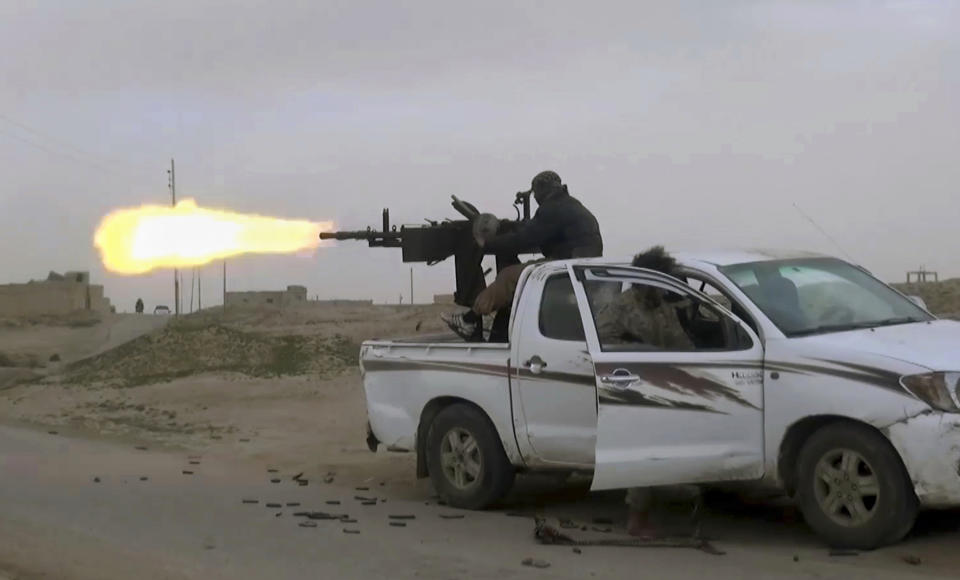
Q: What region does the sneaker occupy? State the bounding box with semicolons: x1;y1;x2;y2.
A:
441;312;481;341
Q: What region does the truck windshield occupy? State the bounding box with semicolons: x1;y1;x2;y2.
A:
719;257;933;337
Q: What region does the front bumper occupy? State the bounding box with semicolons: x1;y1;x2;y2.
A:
886;412;960;507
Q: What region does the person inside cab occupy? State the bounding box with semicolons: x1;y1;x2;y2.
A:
594;246;695;351
593;246;701;538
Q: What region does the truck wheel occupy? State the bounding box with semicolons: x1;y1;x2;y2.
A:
796;422;918;549
425;403;515;510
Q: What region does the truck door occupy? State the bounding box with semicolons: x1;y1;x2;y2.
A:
512;270;597;467
570;265;765;490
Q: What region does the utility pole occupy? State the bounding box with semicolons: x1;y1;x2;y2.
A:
222;260;227;315
410;267;414;305
198;268;202;311
168;158;179;316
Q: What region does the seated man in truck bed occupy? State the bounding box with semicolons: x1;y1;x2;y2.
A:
442;170;603;340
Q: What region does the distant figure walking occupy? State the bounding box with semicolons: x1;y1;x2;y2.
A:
135;298;144;314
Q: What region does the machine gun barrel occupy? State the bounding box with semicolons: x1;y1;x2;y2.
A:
319;229;403;246
319;208;403;247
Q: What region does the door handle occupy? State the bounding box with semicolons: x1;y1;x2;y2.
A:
524;355;547;375
599;369;641;388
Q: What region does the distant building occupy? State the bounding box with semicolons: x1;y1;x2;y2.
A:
0;270;113;317
224;285;308;308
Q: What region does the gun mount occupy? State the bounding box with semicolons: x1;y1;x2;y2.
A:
320;194;535;309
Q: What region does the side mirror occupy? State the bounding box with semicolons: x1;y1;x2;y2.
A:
907;295;927;310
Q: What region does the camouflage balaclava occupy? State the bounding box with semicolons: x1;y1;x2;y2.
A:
631;246;680;309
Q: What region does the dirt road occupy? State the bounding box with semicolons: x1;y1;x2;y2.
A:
1;422;956;580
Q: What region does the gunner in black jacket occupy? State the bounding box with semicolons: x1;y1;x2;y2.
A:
443;170;603;340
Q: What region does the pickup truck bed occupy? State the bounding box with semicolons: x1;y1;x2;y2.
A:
361;339;516;458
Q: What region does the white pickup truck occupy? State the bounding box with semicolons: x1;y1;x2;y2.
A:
360;250;960;549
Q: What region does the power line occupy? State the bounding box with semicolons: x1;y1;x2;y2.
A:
0;126;145;179
1;114;125;165
0;127;113;171
0;112;155;170
0;113;153;177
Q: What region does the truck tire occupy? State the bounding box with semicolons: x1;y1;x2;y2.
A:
425;403;516;510
796;422;918;549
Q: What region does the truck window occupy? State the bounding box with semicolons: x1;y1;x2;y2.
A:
721;257;931;337
539;275;586;342
684;275;760;336
683;277;732;309
586;279;753;352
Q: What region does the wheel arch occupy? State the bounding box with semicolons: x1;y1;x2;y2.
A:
777;415;910;496
416;396;504;479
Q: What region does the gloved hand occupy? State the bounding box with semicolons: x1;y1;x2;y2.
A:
472;213;500;247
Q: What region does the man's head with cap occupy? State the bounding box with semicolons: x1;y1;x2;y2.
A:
530;170;564;204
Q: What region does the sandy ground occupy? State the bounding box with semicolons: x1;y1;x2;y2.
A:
2;299;960;578
1;370;414;486
0;303;451;493
0;312;169;366
7;422;956;580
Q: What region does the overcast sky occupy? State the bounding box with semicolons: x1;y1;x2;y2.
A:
1;0;957;311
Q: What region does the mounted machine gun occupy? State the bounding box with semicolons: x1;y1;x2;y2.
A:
320;192;536;309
